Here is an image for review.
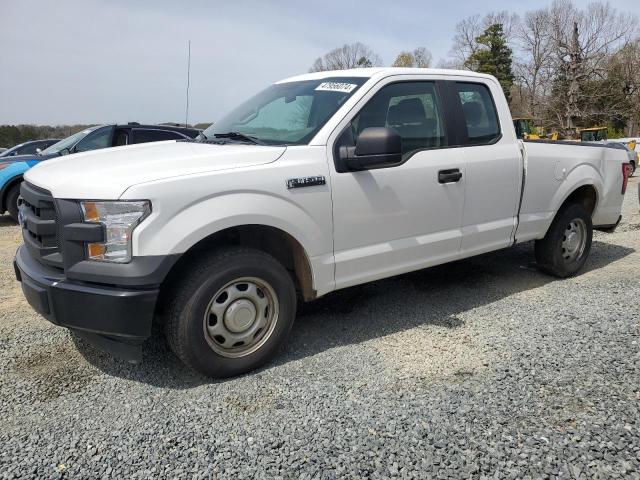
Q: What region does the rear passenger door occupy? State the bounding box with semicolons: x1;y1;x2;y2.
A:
446;81;522;256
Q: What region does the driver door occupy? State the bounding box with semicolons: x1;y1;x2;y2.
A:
329;79;466;289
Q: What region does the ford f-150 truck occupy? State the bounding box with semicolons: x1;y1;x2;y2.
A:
14;68;630;377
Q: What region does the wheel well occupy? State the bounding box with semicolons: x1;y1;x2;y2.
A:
0;176;22;213
562;185;597;216
164;225;316;301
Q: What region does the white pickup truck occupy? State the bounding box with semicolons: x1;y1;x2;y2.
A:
14;68;630;377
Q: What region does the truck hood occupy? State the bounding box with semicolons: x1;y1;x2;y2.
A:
24;140;287;199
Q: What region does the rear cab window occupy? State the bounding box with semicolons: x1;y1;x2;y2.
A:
131;129;185;144
455;82;501;145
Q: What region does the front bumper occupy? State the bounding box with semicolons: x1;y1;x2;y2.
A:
14;245;159;362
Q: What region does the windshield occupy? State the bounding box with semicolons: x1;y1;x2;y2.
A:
202;77;367;145
40;125;103;155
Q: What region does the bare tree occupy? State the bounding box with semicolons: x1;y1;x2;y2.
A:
309;43;382;72
392;47;432;68
485;11;520;40
450;11;519;66
436;58;464;69
412;47;432;68
547;0;635;133
611;39;640;135
514;8;554;117
450;15;483;65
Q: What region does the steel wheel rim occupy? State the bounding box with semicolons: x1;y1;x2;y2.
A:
561;218;587;263
203;277;279;358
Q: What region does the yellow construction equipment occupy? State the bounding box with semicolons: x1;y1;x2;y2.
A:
513;117;540;140
579;127;608;142
513;117;559;141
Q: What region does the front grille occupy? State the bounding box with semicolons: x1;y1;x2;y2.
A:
20;182;64;269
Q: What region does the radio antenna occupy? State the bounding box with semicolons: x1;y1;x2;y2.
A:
185;40;191;127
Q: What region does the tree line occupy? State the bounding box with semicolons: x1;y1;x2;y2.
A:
309;0;639;138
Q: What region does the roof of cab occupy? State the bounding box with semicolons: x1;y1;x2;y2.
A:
277;67;496;84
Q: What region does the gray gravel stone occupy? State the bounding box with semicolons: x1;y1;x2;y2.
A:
0;178;639;479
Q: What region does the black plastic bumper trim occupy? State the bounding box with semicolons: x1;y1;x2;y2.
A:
15;245;158;358
72;330;143;363
63;222;105;243
65;253;181;286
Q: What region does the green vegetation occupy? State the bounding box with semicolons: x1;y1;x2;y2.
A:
465;24;515;102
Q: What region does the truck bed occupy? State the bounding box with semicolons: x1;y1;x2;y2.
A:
516;140;627;243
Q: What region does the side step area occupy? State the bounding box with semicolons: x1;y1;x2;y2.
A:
594;215;622;233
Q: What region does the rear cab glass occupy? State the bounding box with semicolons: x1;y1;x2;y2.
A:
455;82;501;145
131;129;185;144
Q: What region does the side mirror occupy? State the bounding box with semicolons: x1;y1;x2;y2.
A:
59;147;71;156
340;127;402;171
35;148;42;154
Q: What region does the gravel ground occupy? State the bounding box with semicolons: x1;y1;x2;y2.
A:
0;179;639;479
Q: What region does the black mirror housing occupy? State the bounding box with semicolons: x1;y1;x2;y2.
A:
355;127;401;156
344;127;402;171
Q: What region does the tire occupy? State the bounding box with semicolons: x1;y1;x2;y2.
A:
165;246;296;377
535;202;593;278
630;160;636;177
5;183;20;223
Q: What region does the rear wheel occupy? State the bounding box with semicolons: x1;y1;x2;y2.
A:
535;202;593;278
6;183;20;223
165;247;296;377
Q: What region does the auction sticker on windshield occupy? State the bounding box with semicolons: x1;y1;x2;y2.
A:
315;82;358;93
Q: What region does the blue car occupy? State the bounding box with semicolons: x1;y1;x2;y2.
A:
0;123;200;221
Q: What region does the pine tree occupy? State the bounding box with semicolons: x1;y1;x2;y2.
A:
465;24;515;102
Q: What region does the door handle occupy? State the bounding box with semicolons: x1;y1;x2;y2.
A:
438;169;462;184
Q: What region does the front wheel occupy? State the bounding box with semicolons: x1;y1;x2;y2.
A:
535;202;593;278
165;247;296;377
6;183;20;223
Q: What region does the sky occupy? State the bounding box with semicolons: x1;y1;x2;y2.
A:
1;0;638;126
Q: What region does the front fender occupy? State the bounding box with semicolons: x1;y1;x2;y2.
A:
134;191;329;257
131;189;335;296
0;161;32;210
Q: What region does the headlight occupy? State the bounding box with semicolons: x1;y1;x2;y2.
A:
80;200;151;263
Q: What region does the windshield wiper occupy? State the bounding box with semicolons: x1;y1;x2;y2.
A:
213;132;265;145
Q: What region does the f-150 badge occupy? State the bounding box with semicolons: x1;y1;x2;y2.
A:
286;176;326;189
